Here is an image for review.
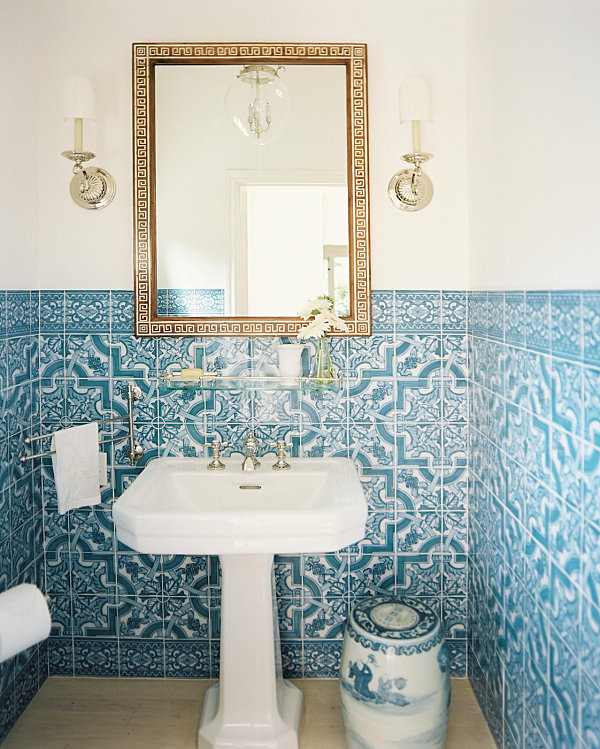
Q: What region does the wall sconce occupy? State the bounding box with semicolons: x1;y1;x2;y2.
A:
225;65;292;145
61;76;116;209
388;78;433;211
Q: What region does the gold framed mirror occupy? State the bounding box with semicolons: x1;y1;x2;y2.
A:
133;43;371;336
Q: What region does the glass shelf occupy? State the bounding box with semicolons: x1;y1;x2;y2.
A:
159;374;344;392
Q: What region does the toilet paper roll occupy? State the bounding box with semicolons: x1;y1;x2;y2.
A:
0;584;52;664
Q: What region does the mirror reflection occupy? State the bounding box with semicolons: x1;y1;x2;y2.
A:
154;63;349;318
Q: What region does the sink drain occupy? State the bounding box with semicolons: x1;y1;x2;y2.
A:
239;485;262;490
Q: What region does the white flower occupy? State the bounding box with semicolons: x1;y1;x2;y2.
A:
321;308;349;333
297;295;347;341
298;296;333;320
297;313;330;340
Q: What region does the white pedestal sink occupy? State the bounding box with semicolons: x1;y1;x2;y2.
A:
113;456;367;749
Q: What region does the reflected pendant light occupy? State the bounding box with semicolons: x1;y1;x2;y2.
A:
225;65;292;145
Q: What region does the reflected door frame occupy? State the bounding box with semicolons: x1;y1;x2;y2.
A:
227;170;347;316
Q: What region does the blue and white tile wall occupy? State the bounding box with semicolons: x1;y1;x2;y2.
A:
467;290;600;749
0;291;46;743
31;289;468;686
157;289;225;317
3;285;599;746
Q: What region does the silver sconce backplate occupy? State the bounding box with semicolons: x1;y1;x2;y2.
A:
69;167;116;210
388;153;434;212
61;150;116;210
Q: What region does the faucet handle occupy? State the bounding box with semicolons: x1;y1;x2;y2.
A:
207;440;228;471
270;440;293;470
244;432;260;451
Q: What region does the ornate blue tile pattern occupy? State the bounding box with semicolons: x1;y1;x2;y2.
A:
157;289;226;317
468;289;600;749
0;290;46;744
0;288;467;704
21;287;600;743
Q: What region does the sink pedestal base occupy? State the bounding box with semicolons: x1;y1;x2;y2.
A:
197;554;303;749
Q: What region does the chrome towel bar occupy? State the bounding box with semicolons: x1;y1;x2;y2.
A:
20;383;144;467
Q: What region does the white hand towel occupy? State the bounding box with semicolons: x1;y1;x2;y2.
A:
51;423;102;514
99;450;109;490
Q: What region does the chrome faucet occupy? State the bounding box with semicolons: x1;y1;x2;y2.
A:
241;431;261;471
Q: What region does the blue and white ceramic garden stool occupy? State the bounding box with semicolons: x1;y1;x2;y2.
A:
339;597;450;749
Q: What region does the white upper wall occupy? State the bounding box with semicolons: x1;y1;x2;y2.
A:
30;0;469;290
466;0;600;289
1;0;39;289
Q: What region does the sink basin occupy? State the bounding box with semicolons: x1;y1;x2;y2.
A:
112;456;366;555
112;454;366;749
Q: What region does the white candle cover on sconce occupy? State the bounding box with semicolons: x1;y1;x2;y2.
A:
64;75;95;152
398;77;432;154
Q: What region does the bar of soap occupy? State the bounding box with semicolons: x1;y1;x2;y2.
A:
180;368;204;378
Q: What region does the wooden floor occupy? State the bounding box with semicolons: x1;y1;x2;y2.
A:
3;677;495;748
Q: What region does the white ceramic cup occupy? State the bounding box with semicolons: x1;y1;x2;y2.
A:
275;344;309;377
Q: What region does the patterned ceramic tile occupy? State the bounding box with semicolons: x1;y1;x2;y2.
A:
73;638;119;677
158;337;204;374
581;668;600;749
303;597;348;640
487;292;504;340
118;596;163;639
163;595;209;639
65;291;110;333
64;334;111;379
111;335;158;379
166;289;197;317
40;291;65;333
120;638;165;678
551;291;582;361
583;444;600;528
583;291;600;367
371;290;394;333
525;291;551;353
443;378;467;422
347;553;395;596
117;554;162;598
348;378;394;422
0;291;6;338
395;291;441;333
347;335;394;377
504;291;526;345
396;466;441;512
551;358;583;436
395;378;441;423
161;555;214;597
442;335;468;379
203;338;252;376
302;640;343;677
7;337;37;387
110;291;134;333
584;365;600;448
395;423;442;470
468;291;488;337
71;594;118;638
395;334;442;378
164;640;210;678
157;289;168;316
303;554;349;599
47;637;74;676
6;291;31;337
442;291;466;333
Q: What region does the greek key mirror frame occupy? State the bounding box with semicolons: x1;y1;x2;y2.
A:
133;42;371;337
